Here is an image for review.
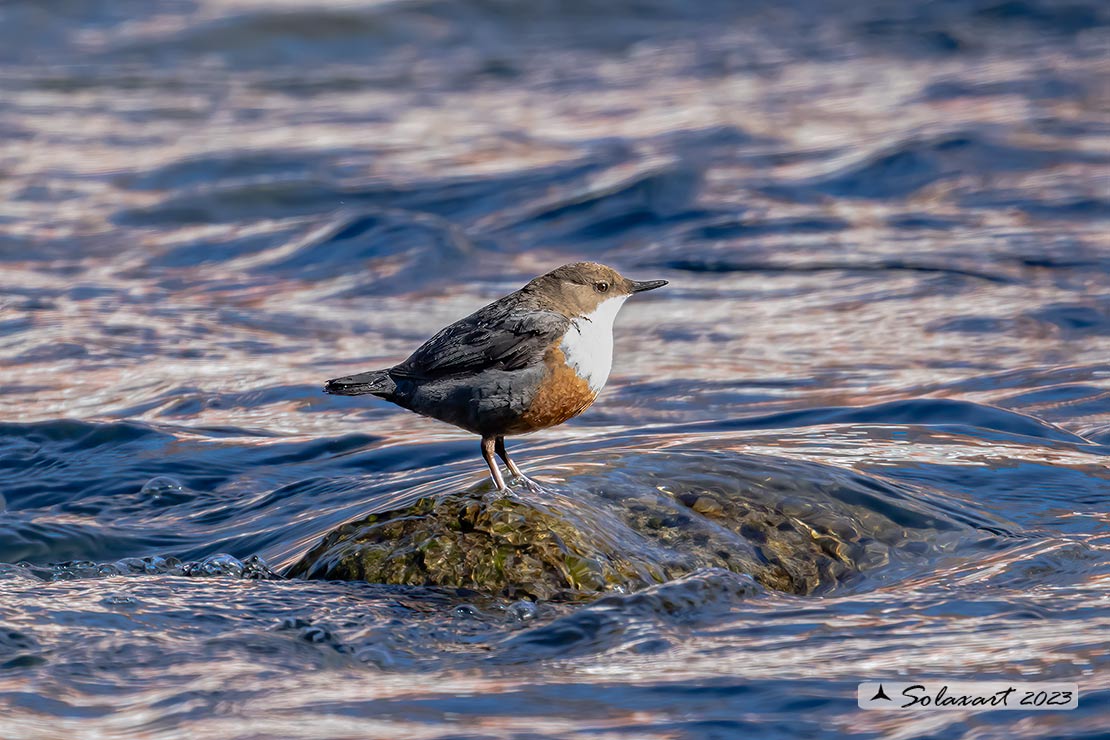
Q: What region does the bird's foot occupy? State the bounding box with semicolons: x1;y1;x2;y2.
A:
512;474;544;493
487;477;539;498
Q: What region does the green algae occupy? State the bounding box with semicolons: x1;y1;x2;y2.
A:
288;450;1002;600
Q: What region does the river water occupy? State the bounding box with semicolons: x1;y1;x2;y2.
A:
1;1;1108;738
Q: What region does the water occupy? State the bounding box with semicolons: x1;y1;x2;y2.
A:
1;0;1109;737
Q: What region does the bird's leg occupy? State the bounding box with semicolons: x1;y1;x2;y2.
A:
494;436;524;479
481;436;509;492
496;436;541;490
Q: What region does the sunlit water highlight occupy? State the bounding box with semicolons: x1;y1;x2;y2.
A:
1;0;1108;738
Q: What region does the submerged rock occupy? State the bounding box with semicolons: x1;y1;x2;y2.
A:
288;450;1004;599
492;569;763;662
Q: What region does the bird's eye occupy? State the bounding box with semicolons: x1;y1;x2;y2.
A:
594;281;610;293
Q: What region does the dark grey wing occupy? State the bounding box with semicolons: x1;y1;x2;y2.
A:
392;305;569;380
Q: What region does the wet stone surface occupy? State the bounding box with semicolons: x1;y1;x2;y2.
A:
289;450;1001;598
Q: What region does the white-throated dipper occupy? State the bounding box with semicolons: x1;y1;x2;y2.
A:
324;262;667;491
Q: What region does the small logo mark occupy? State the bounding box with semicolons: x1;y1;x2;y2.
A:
858;682;1079;711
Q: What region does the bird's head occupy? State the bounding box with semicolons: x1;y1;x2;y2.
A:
532;262;667;319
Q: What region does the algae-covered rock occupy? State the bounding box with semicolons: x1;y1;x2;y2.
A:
288;450;1003;599
287;488;691;600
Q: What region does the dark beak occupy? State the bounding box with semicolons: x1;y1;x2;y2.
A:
630;279;668;293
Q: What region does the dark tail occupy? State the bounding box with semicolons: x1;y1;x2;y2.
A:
323;369;397;397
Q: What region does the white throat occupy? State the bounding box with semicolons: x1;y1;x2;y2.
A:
559;294;629;393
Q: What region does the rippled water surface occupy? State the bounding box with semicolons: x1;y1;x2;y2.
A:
2;0;1109;738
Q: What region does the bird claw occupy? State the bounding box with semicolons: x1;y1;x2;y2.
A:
488;475;541;497
513;474;543;493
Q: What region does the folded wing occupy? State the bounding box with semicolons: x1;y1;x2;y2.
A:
394;304;570;380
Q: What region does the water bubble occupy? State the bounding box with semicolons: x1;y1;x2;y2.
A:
452;603;481;618
241;554;281;580
183;553;245;578
140;476;183;495
5;555;186;584
113;557;150;575
144;555;183;574
111;556;181;576
49;560;102;581
507;600;538;622
140;476;190;504
179;554;277;579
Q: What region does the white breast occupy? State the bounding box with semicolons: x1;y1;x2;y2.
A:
558;295;629;393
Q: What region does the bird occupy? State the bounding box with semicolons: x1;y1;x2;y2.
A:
323;262;667;491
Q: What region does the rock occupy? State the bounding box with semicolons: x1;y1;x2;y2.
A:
287;450;1003;600
287;488;681;600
